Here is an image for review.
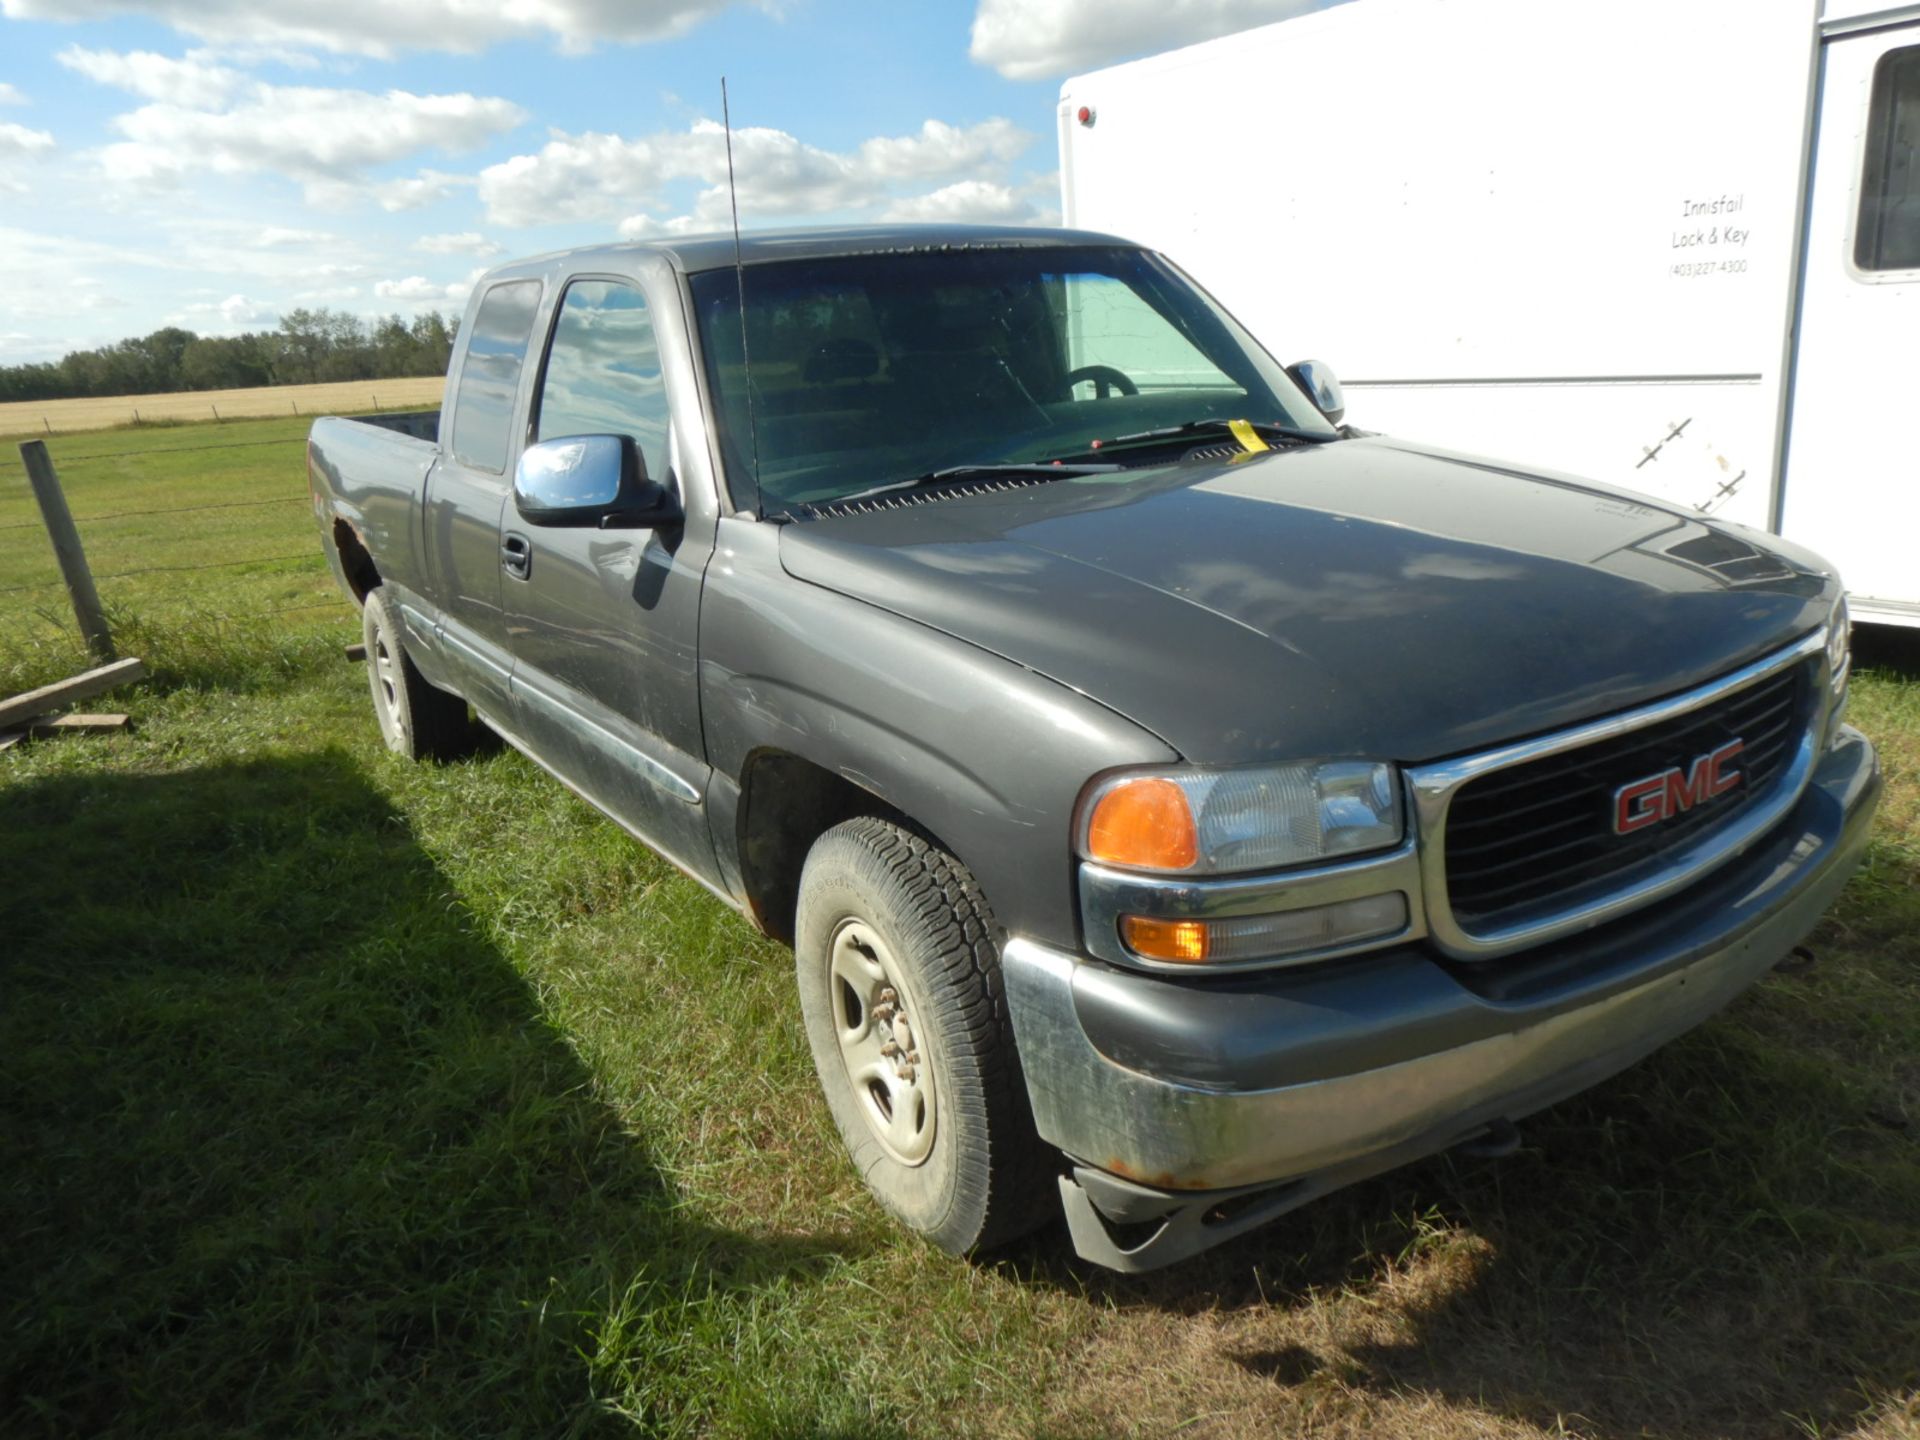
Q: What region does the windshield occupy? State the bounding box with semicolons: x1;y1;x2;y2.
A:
688;245;1335;513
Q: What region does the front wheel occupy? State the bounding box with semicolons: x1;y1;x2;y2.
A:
795;817;1054;1254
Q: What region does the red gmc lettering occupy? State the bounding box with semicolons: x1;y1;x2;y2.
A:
1612;739;1744;834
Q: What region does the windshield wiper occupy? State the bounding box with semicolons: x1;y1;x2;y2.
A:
1098;418;1341;452
835;461;1123;505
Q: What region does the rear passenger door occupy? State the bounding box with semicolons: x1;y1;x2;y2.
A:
501;274;719;874
422;277;543;723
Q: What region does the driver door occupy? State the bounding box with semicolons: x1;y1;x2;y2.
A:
501;274;718;874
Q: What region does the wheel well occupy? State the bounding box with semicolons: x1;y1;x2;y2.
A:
332;518;380;603
737;751;895;945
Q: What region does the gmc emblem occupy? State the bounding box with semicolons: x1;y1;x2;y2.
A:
1613;738;1745;835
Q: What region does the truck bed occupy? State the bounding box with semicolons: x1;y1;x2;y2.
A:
308;409;442;605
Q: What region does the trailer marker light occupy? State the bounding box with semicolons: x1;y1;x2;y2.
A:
1076;105;1095;126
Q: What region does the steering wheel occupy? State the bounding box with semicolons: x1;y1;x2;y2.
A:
1066;364;1140;399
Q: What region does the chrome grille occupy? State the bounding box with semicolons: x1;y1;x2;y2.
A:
1441;658;1815;933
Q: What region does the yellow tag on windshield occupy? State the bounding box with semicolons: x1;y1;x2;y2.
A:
1227;419;1269;453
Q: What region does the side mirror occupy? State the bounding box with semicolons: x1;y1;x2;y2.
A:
513;434;681;528
1286;359;1345;427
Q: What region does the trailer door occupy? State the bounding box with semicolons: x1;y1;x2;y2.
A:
1784;20;1920;620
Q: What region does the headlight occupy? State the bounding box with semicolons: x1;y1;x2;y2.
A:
1079;760;1403;875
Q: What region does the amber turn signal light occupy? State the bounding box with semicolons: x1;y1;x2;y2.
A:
1084;776;1199;871
1120;916;1211;963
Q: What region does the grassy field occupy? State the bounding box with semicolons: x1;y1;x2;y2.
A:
0;375;443;441
3;418;1917;1438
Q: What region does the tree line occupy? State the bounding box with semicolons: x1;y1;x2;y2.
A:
0;309;459;403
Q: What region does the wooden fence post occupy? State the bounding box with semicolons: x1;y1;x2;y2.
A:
18;440;115;662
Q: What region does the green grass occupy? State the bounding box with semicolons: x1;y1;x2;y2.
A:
3;422;1917;1437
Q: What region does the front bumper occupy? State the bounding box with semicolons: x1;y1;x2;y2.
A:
1003;727;1880;1271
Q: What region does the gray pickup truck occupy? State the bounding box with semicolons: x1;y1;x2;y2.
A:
308;224;1880;1271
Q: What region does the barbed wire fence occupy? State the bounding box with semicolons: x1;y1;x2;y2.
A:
0;427;363;636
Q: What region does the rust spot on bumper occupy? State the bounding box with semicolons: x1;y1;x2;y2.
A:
1106;1157;1206;1191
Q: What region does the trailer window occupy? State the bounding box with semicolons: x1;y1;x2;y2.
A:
451;279;542;473
1857;44;1920;272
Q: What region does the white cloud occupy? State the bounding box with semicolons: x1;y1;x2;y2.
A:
57;45;242;107
478;114;1035;229
854;118;1030;183
291;283;362;303
163;291;276;331
0;120;54;155
256;225;336;246
969;0;1338;80
96;81;525;200
616;212;707;240
374;275;452;302
374;268;482;305
217;293;271;326
0;0;761;57
881;180;1034;224
0;82;27;106
414;231;503;255
346;167;474;212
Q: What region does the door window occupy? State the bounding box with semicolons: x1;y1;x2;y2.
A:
1856;44;1920;272
534;279;670;482
450;280;542;473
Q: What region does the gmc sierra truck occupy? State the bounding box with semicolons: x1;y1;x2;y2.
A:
308;225;1879;1271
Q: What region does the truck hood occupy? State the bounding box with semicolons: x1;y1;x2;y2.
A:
777;437;1834;764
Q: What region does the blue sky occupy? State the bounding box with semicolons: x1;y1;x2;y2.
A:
0;0;1328;365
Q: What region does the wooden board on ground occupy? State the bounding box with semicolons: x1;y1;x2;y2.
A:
0;656;146;728
30;713;129;736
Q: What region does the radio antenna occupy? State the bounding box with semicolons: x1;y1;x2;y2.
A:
721;77;764;515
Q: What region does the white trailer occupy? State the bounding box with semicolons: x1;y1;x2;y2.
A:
1059;0;1920;625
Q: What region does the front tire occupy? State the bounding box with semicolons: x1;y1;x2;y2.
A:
361;587;474;762
795;817;1054;1254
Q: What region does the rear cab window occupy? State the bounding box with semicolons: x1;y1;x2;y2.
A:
450;279;543;473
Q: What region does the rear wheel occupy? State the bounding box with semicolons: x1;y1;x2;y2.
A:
795;816;1054;1254
362;588;474;761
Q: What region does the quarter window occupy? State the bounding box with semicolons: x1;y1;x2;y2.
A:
1856;44;1920;272
534;279;670;482
451;280;542;473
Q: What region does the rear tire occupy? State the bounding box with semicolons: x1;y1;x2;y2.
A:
795;816;1055;1254
362;588;474;762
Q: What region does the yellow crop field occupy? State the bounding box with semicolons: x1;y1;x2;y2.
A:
0;375;445;440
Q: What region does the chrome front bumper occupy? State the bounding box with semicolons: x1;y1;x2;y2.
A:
1003;727;1880;1271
